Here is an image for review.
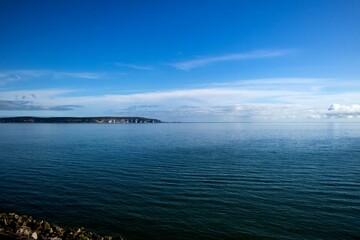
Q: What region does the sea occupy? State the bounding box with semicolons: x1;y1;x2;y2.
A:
0;123;359;240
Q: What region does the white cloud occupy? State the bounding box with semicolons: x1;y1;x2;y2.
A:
170;50;291;70
1;78;359;121
326;104;360;118
328;103;360;111
115;63;154;70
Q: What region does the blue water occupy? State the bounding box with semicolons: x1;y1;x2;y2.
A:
0;123;359;240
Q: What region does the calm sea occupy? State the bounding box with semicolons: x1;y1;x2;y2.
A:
0;123;359;240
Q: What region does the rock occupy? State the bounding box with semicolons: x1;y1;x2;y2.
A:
31;232;38;239
17;216;23;224
1;212;120;240
22;219;28;226
31;220;40;229
54;225;64;236
9;220;19;230
16;226;32;237
0;217;8;226
73;228;82;237
42;220;51;230
35;225;43;233
79;233;90;240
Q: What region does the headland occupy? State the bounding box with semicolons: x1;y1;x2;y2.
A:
0;117;161;124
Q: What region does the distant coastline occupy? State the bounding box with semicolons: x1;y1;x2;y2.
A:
0;116;162;123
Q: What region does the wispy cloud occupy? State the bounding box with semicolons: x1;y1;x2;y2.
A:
56;72;102;79
0;89;75;100
0;70;106;85
0;100;82;111
115;63;154;70
171;50;291;70
123;105;159;111
0;89;82;111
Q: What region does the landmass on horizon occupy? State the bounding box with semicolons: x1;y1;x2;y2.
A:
0;116;161;123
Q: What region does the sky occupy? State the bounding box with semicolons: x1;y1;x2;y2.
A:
0;0;360;122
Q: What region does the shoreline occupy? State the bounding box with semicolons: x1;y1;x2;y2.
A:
0;117;162;124
0;212;123;240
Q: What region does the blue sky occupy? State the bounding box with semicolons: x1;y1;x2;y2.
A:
1;0;360;121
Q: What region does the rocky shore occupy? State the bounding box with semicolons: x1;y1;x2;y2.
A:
0;212;123;240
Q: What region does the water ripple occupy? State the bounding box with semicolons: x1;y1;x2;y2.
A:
1;123;359;240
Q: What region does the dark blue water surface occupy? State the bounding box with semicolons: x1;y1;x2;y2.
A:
0;123;359;240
